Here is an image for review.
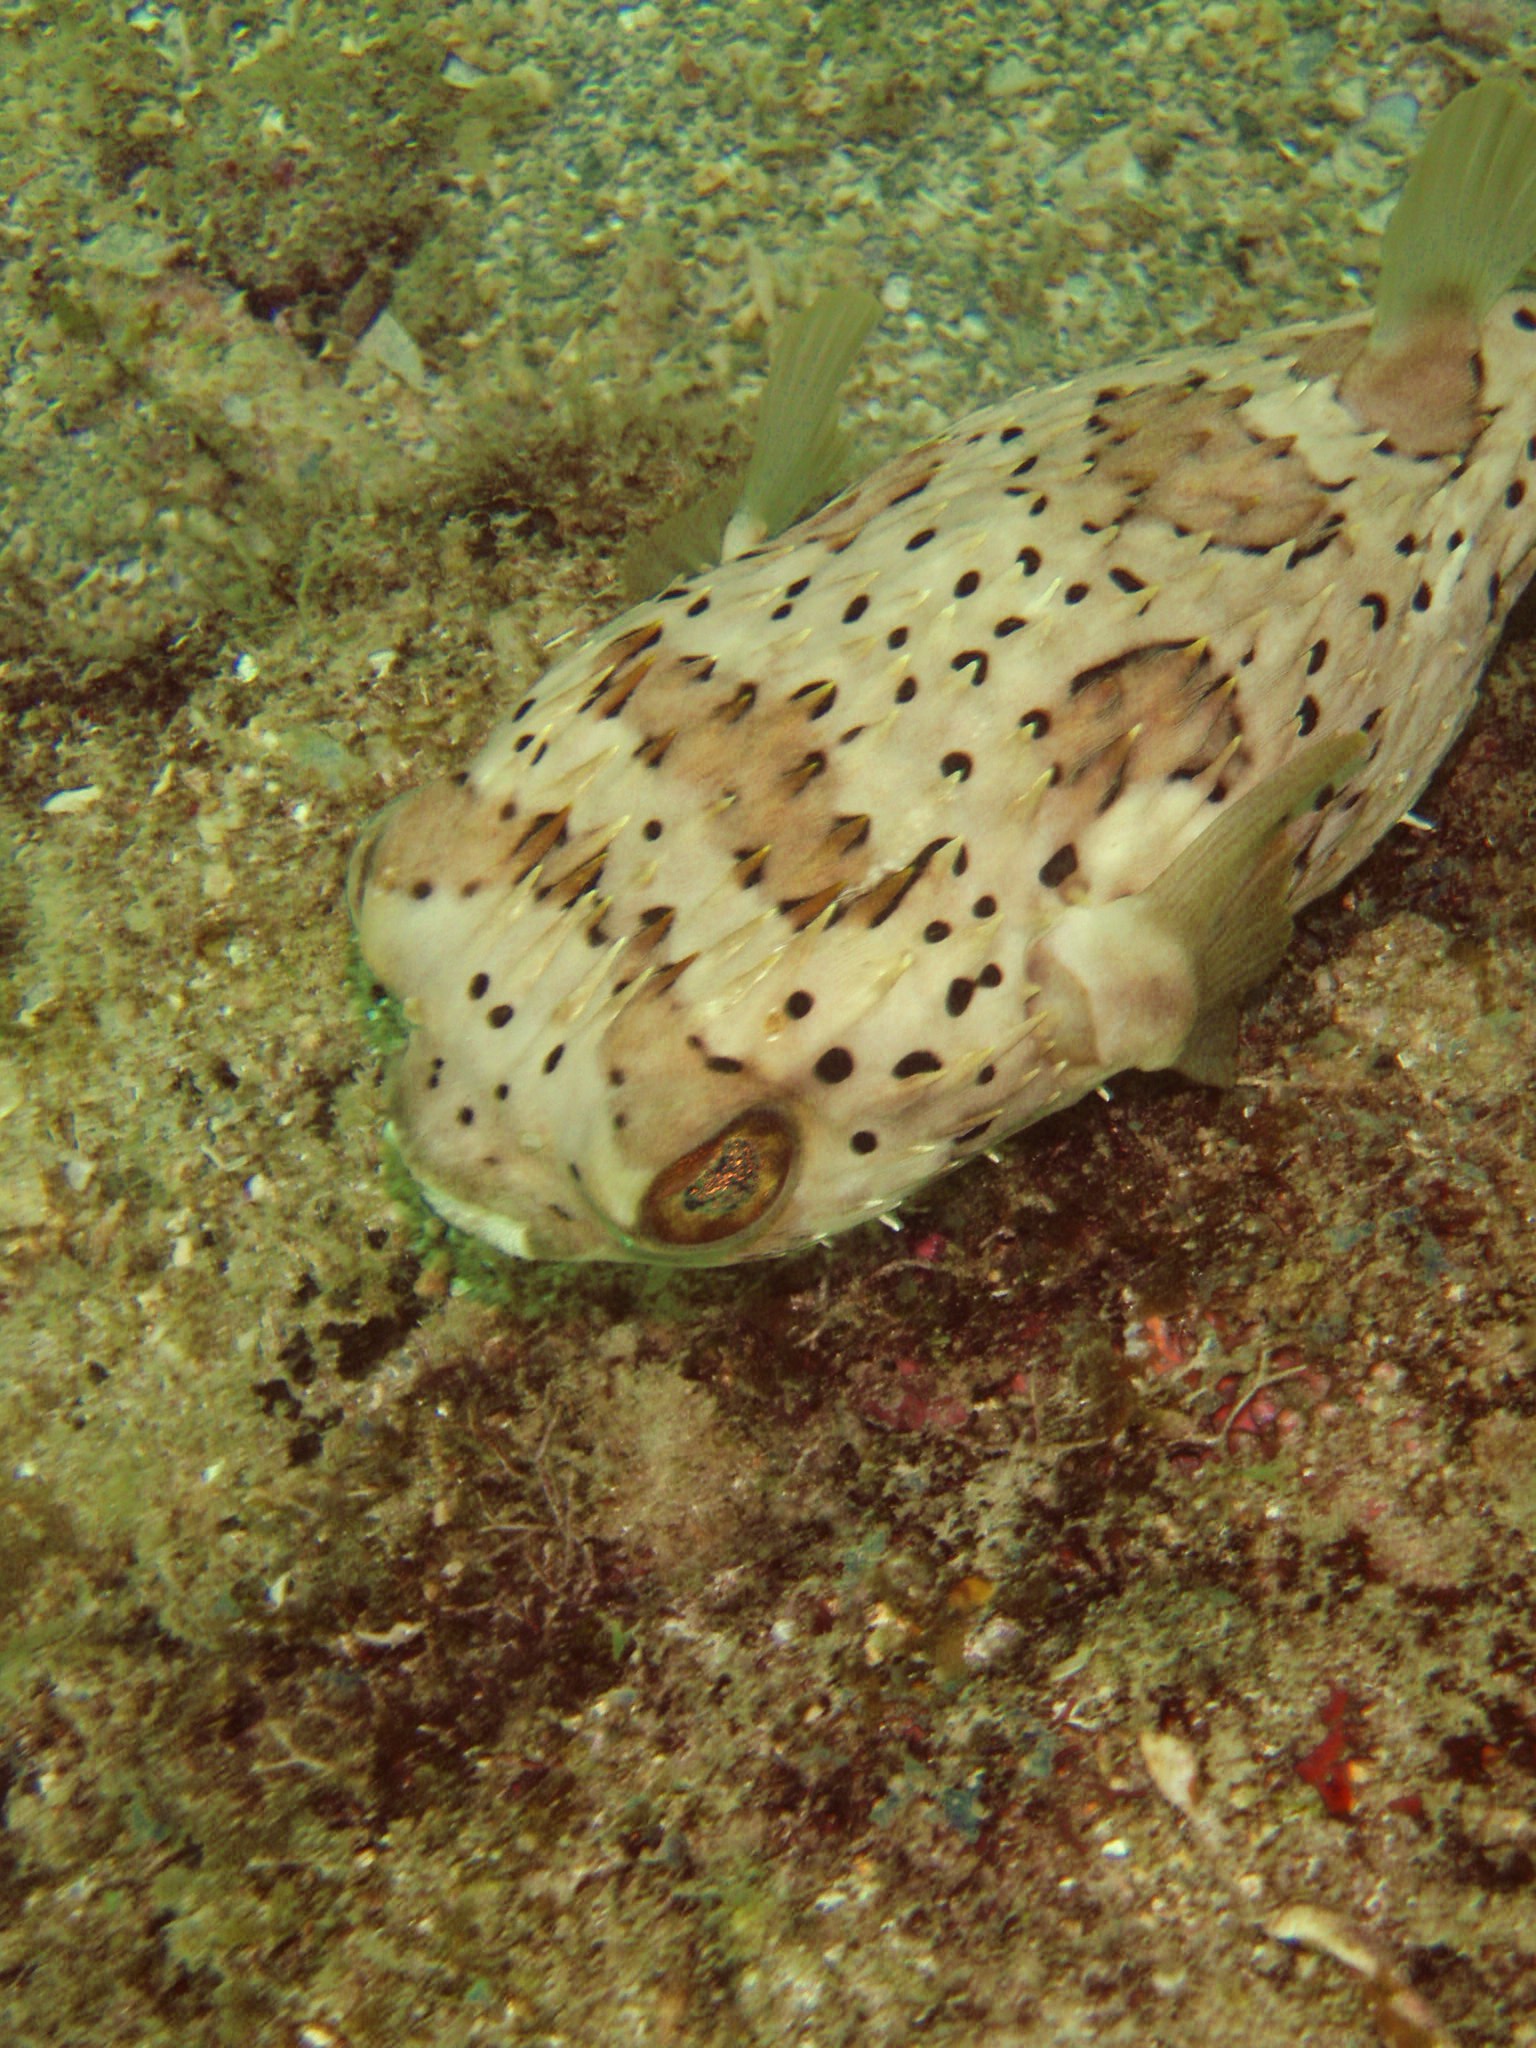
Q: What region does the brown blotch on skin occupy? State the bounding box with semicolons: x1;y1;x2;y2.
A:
1094;378;1335;553
599;644;883;913
1052;641;1248;806
1337;306;1486;458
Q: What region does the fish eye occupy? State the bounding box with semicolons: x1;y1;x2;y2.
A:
638;1106;798;1248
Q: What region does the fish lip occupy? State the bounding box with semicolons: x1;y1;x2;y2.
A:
396;1150;539;1261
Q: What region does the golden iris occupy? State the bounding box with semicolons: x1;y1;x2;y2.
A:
638;1107;797;1248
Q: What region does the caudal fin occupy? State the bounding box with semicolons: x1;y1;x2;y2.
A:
1374;78;1536;347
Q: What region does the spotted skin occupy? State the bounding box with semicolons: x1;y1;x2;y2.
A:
350;298;1536;1263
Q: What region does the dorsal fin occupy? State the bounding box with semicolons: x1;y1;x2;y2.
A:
623;288;879;598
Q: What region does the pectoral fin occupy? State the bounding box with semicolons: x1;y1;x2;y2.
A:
1028;735;1365;1082
1171;1000;1239;1088
1144;732;1366;1035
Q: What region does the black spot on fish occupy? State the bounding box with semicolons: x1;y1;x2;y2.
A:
410;880;433;900
1039;844;1078;888
457;1105;474;1126
951;1118;996;1146
850;1130;878;1154
954;569;981;598
786;989;815;1018
1306;639;1328;675
469;972;490;1000
896;676;918;703
946;977;975;1017
489;1004;514;1028
1065;582;1089;604
791;679;838;718
1514;306;1536;331
1019;709;1050;737
815;1046;855;1083
1109;566;1146;593
1018;546;1042;575
972;894;997;918
894;1050;942;1078
941;751;973;780
1361;594;1388;630
887;625;909;649
1297;694;1320;737
1507;479;1527;508
924;920;951;943
543;1044;565;1074
952;650;989;685
907;528;937;551
843;594;870;623
1412;582;1432;611
994;616;1027;637
978;963;1003;988
1285;522;1341;568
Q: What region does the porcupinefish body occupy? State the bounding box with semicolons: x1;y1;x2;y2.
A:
350;82;1536;1266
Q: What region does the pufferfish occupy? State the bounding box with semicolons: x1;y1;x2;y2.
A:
350;81;1536;1267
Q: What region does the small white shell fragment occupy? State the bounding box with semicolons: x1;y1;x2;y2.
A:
1265;1903;1381;1978
440;50;489;89
42;785;102;816
1139;1728;1201;1816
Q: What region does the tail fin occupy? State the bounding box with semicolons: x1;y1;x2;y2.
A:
1374;79;1536;347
